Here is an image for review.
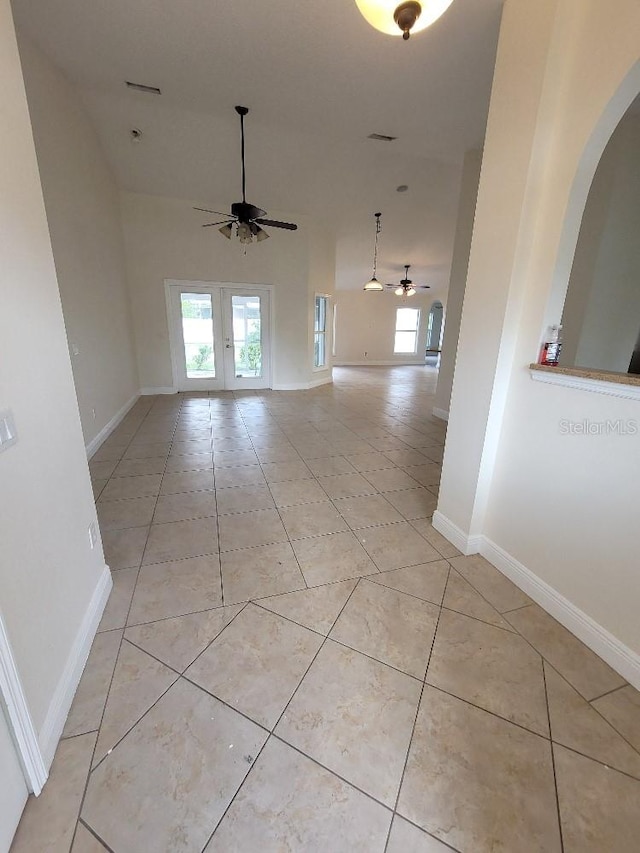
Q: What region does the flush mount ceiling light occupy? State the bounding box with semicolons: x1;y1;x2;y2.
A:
363;213;384;292
355;0;454;40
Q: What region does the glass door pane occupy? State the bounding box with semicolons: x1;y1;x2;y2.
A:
180;293;216;379
230;295;262;378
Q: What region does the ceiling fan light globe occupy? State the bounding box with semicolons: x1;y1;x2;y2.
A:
355;0;454;37
219;223;233;239
256;227;270;242
364;277;384;292
395;286;404;296
238;222;252;244
407;287;416;296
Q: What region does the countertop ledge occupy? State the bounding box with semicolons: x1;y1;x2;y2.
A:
529;363;640;400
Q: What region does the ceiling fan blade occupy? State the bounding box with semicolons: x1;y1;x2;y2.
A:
194;207;233;217
202;220;234;228
255;218;298;231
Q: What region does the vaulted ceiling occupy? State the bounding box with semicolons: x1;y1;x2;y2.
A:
12;0;503;293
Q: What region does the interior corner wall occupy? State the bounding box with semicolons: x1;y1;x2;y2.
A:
0;0;107;744
438;0;640;661
16;34;139;448
119;191;321;390
334;289;435;365
434;149;483;418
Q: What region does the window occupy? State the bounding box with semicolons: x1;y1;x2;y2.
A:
332;304;337;357
314;295;329;368
394;307;420;354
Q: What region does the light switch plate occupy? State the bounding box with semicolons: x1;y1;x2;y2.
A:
0;410;18;453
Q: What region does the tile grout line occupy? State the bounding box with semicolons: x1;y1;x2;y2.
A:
73;383;452;850
383;563;453;853
588;683;629;703
197;577;364;849
544;660;640;764
542;662;566;852
77;816;117;852
71;395;180;849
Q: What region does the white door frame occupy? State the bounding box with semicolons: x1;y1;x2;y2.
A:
0;609;47;796
165;280;274;392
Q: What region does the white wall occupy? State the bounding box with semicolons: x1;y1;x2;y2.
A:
120;191;333;391
562;112;640;373
334;289;436;365
437;0;640;664
17;35;139;448
0;0;109;780
434;149;482;418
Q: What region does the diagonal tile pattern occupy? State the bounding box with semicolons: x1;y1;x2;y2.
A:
15;369;640;851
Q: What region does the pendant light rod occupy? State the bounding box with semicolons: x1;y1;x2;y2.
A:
372;212;381;278
363;212;384;291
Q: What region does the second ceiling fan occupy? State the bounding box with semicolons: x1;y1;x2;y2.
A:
385;265;430;297
195;106;298;244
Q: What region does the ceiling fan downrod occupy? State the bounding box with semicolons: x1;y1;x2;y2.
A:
235;105;249;203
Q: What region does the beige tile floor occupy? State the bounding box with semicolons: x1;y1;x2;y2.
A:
11;366;640;852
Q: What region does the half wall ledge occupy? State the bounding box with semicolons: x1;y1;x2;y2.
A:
529;363;640;401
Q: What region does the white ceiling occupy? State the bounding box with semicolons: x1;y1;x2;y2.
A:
12;0;503;293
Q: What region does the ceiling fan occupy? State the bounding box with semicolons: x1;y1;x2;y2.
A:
385;265;431;297
194;105;298;244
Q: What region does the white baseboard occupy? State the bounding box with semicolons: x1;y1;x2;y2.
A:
432;511;482;555
0;612;48;794
432;510;640;690
86;393;139;458
333;360;427;367
307;374;333;389
139;386;176;396
272;377;333;390
432;407;449;421
141;380;334;393
38;565;113;767
480;538;640;691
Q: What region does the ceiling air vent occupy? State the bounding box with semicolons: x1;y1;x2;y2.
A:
126;81;162;95
367;133;397;142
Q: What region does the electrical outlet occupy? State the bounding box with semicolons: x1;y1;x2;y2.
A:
71;343;80;356
91;408;97;419
88;522;98;550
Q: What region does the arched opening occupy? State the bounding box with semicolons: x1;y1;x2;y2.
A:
560;94;640;374
542;60;640;346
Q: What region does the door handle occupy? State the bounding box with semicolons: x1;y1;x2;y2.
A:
225;344;232;348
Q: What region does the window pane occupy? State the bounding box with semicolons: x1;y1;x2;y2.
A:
394;331;417;353
396;308;419;331
181;293;215;378
314;332;326;368
315;296;327;333
231;295;262;377
332;304;337;356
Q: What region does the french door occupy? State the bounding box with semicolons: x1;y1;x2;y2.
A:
167;282;271;391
